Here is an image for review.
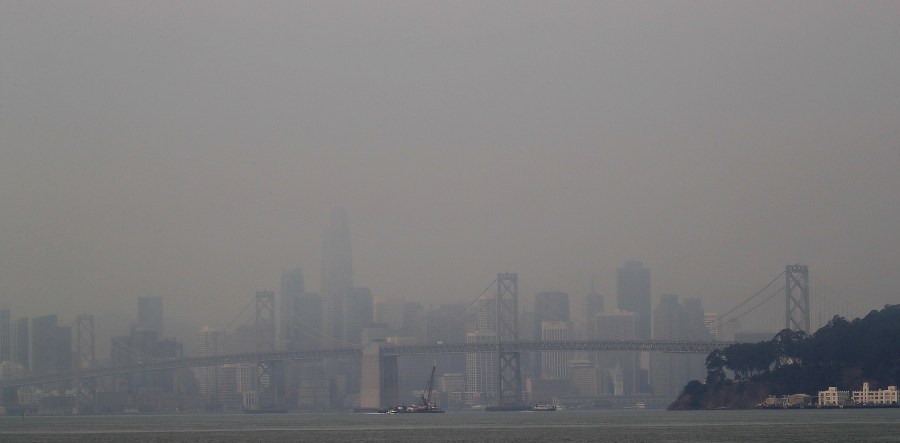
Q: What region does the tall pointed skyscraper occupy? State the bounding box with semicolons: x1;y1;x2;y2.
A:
321;207;354;345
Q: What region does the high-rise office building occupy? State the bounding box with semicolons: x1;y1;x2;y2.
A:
0;308;10;362
344;287;373;346
425;303;468;376
294;293;322;350
474;298;497;333
465;330;497;406
321;208;353;345
198;326;224;405
374;299;404;332
425;303;468;345
681;298;710;384
585;283;604;338
533;292;570;338
11;317;28;368
541;320;573;379
650;295;709;399
616;261;651;339
30;315;71;376
595;310;637;396
279;268;305;350
533;291;570;378
137;296;163;336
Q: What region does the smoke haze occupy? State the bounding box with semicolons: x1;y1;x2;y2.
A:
1;1;898;330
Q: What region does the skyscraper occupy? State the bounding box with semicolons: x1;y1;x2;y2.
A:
30;315;71;376
540;320;573;379
650;295;709;399
279;268;304;350
533;292;570;339
0;308;10;362
584;282;604;338
595;310;637;396
198;326;224;406
533;291;570;378
616;261;651;339
11;317;28;368
137;296;163;336
465;330;497;406
321;208;353;345
343;287;373;346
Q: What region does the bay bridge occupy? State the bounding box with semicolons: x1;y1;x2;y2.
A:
2;264;851;413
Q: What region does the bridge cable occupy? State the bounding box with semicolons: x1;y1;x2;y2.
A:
681;270;787;341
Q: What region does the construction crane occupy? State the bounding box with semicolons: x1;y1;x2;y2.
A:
420;362;437;408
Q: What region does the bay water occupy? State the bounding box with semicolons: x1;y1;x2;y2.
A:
2;409;899;442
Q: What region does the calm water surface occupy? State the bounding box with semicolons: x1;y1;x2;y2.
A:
2;409;899;442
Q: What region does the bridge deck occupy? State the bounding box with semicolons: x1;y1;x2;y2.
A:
0;340;728;389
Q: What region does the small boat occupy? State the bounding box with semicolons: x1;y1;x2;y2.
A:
531;403;557;412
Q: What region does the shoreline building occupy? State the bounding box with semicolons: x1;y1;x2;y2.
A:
851;383;899;406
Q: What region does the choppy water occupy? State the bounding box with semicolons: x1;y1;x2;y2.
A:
2;409;900;442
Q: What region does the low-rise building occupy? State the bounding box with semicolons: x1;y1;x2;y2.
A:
818;387;850;407
852;383;899;406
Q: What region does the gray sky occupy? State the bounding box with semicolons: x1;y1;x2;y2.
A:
1;1;898;330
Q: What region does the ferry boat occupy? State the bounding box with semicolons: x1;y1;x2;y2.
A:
531;403;557;412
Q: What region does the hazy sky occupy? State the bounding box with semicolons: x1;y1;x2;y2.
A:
1;1;898;330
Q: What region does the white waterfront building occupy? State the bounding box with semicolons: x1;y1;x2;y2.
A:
851;383;899;406
819;383;899;407
818;387;850;407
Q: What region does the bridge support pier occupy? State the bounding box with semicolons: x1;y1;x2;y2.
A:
360;342;398;409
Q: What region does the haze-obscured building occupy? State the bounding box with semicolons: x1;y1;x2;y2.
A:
321;208;354;347
137;296;163;337
30;315;70;376
11;317;29;369
541;320;573;380
279;268;305;351
596;310;637;396
0;308;10;363
617;261;650;339
650;294;710;399
197;326;224;407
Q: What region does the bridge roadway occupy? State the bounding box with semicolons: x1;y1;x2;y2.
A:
0;339;728;389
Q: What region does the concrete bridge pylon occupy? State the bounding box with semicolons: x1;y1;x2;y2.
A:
360;341;399;409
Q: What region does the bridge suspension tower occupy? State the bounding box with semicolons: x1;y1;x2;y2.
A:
785;264;810;334
495;272;523;406
73;314;95;414
255;290;277;407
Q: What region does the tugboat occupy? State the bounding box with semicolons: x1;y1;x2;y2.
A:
379;363;445;413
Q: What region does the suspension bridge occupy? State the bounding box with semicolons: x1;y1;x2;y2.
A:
0;264;865;412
